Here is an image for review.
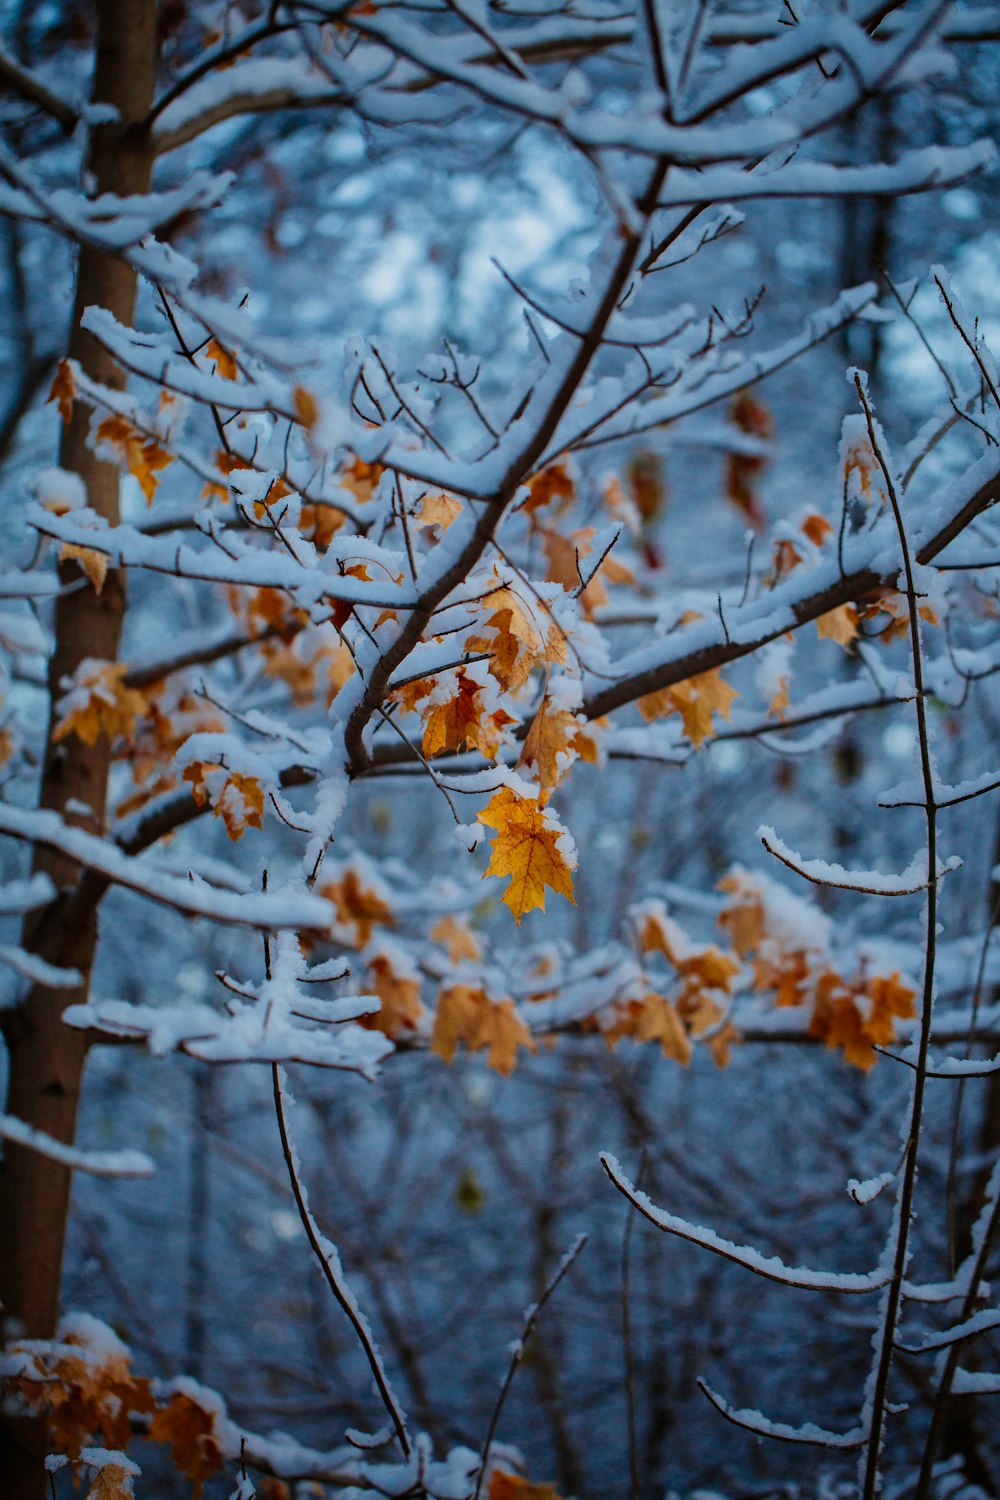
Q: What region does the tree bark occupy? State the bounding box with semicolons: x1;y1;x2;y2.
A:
0;6;157;1495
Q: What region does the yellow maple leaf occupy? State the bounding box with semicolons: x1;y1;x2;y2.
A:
478;787;575;923
59;541;109;594
53;662;147;747
638;668;738;747
95;414;173;505
148;1391;224;1500
421;671;484;758
816;604;859;649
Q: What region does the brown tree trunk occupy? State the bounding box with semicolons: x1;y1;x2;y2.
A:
0;6;157;1494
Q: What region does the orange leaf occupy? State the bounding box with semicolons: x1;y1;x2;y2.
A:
182;763;265;840
417;492;462;529
478;787;575;923
431;914;482;963
519;461;574;524
604;993;692;1065
203;338;238;381
294;384;319;428
48;360;77;426
148;1391;224;1499
816;604;859;649
489;1468;565;1499
59;542;109;594
54;662;147;747
95;415;173;505
320;868;394;946
365;953;424;1036
638;668;737;747
431;984;535;1075
84;1455;139;1500
801;512;833;546
518;702;581;799
338;456;384;503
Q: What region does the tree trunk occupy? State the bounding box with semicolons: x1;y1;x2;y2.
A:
0;6;157;1494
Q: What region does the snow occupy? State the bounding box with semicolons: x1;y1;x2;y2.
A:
658;143;996;206
0;944;82;989
0;1114;154;1178
0;803;333;932
758;825;962;896
32;465;87;512
697;1380;866;1448
848;1173;895;1207
601;1155;890;1293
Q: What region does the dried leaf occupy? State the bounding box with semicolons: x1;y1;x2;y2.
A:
182;763;265;840
638;668;738;747
54;662;147;747
431;984;534;1075
365;953;424;1036
48;360;77;426
95;415;174;505
816;604;859;649
604;993;693;1065
294;385;318;429
203;338;238;381
489;1468;564;1499
84;1457;138;1500
801;512;833;546
518;702;581;799
417;492;462;529
148;1391;224;1500
338;456;383;503
431;914;481;963
321;869;394;947
59;542;109;594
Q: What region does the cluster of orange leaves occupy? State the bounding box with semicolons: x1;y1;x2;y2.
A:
6;1322;224;1499
54;663;148;750
599;903;741;1068
718;872;917;1069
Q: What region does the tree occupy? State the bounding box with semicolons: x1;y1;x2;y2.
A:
2;2;1000;1496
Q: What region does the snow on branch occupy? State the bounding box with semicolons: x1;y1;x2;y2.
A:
758;826;962;896
0;803;332;932
600;1155;891;1293
584;449;1000;721
0;1114;154;1179
697;1380;867;1449
657;142;996;206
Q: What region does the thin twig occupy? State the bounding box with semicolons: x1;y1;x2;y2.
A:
472;1234;588;1500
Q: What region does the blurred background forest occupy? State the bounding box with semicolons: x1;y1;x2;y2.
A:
4;2;1000;1496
